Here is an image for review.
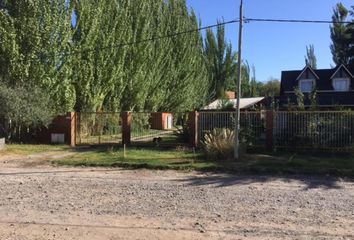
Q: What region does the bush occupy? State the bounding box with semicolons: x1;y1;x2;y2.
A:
131;113;150;132
175;124;190;143
174;112;190;143
202;128;235;159
0;84;53;142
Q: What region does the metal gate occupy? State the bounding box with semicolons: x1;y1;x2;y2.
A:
130;112;189;147
75;112;122;145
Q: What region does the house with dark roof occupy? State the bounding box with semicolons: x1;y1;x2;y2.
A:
278;64;354;109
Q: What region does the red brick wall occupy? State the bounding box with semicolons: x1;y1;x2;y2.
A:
151;112;173;130
121;112;132;145
188;111;199;147
37;112;76;146
151;112;163;130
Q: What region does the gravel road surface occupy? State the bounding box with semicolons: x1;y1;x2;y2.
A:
0;158;353;239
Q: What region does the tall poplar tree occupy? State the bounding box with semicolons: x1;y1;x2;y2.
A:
305;44;317;69
204;24;236;100
0;0;75;113
330;3;351;66
72;0;208;112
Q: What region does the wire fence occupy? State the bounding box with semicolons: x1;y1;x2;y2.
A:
274;111;354;151
198;110;354;152
198;111;266;147
76;112;122;145
74;111;354;152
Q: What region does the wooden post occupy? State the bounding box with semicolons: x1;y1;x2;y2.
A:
121;111;132;145
188;111;199;147
265;110;274;151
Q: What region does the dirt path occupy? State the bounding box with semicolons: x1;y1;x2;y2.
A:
0;154;353;239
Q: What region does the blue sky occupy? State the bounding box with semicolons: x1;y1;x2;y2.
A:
186;0;353;82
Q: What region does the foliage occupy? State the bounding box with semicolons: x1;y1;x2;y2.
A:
308;90;318;110
0;84;53;141
330;3;352;65
0;0;76;113
257;78;280;97
216;93;235;111
274;111;354;150
175;124;190;143
305;44;317;69
132;113;151;133
0;0;209;114
71;0;208;112
248;64;258;97
202;128;235;159
204;23;255;100
204;23;237;100
2;0;276;114
174;113;190;143
217;100;235;111
2;0;271;114
294;87;305;110
241;61;260;98
290;87;317;111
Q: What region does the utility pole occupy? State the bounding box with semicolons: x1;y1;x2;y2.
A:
234;0;243;160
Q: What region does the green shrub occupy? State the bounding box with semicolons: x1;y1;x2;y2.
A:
202;128;235;159
0;84;54;142
174;113;190;143
132;113;150;132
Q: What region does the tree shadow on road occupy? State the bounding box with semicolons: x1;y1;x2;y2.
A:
173;151;354;190
174;173;352;190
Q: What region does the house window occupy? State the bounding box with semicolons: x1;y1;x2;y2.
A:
299;79;314;92
332;78;350;91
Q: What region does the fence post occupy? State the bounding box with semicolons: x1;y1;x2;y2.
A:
70;112;77;147
265;110;274;151
188;111;199;147
121;111;132;145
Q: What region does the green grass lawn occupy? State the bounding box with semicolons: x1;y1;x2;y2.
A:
2;144;354;177
53;147;354;177
1;144;70;156
54;147;218;171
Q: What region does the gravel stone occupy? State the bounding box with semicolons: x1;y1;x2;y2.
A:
0;162;353;239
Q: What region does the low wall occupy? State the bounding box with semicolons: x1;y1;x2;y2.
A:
37;112;76;146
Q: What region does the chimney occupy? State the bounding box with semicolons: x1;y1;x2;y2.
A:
225;91;236;99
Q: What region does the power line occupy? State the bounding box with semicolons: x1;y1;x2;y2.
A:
54;17;354;58
245;18;352;24
6;16;354;63
8;19;239;62
68;19;239;56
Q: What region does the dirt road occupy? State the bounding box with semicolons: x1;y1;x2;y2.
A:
0;156;353;239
